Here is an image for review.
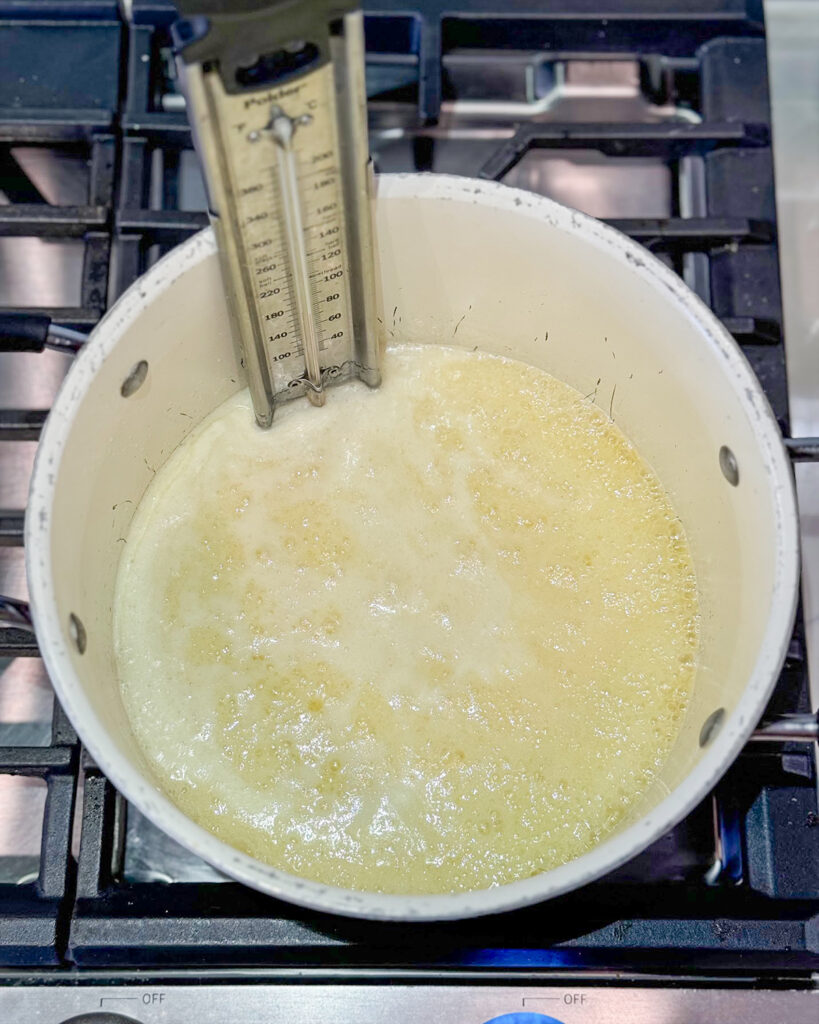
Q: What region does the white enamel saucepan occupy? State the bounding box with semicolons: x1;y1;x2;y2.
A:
21;174;799;920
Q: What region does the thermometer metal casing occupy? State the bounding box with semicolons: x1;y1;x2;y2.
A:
173;0;381;426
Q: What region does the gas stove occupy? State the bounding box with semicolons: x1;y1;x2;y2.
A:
0;1;817;1021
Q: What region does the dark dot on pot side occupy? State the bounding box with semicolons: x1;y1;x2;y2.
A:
121;360;149;397
69;612;87;655
699;708;725;747
719;446;739;486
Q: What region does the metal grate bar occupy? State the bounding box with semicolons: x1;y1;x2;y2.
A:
0;748;72;774
51;699;77;747
479;122;770;180
0;113;114;143
75;770;122;898
37;774;77;902
0;629;40;658
67;881;819;968
0;411;48;441
116;208;208;243
121;112;192;146
606;217;773;245
720;316;781;343
89;135;117;208
0;511;24;546
81;232;112;315
0;310;99;331
0;205;107;237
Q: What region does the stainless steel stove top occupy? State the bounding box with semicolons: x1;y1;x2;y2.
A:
4;976;819;1023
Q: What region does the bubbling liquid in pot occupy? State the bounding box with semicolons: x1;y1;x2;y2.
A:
114;345;698;895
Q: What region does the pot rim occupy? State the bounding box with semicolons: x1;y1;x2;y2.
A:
25;173;800;921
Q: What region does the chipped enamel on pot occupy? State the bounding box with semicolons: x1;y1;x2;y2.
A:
26;175;799;920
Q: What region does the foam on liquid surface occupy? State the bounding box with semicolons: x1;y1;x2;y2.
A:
114;345;698;894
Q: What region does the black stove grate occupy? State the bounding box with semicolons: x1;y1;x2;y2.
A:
0;0;816;972
0;0;121;964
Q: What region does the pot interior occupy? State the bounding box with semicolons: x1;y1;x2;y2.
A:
39;177;794;889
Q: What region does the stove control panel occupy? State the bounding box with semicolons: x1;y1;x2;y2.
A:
2;982;815;1023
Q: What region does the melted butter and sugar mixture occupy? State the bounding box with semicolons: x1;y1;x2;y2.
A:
114;345;698;894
